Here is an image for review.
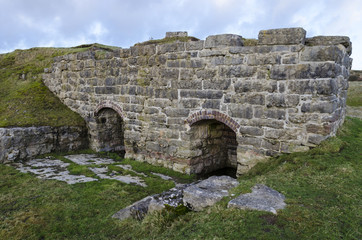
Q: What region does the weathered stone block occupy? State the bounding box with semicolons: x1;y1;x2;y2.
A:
164;108;190;117
239;126;264;136
195;69;217;79
301;45;345;63
305;36;352;55
179;99;200;109
220;66;256;78
234;80;277;93
205;34;243;48
247;54;281;66
154;89;178;100
186;40;204;50
229;105;253;119
180;90;223;99
266;94;299;107
202;100;220;109
176;80;202;89
157;42;185;54
270;62;337;80
203;79;231;90
238;136;262;147
258;28;306;45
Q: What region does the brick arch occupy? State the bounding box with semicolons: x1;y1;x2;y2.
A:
94;101;125;119
185;110;240;133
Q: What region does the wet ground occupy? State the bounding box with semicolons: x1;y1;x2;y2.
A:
11;154;174;187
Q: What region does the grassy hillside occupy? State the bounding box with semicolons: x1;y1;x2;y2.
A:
0;44;118;128
347;81;362;107
0;117;361;239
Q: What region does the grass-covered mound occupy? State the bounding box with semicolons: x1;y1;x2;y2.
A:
0;117;361;239
0;44;117;128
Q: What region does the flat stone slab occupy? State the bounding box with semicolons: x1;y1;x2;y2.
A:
11;155;163;187
183;175;239;211
228;184;286;214
64;154;115;165
89;166;146;187
112;183;193;221
13;158;98;184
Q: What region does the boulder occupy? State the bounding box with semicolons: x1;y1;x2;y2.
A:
183;175;239;211
228;184;286;214
112;183;193;221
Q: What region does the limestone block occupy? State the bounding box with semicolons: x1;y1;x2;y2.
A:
249;119;284;129
308;134;328;145
166;31;188;38
228;184;286;214
164;108;190;117
180;90;223;99
203;79;231;90
220;65;256;78
131;45;156;56
301;45;346;63
234;80;277;93
305;36;352;55
154;89;178;100
179;99;201;108
258;28;306;45
195;70;217;81
228;105;253;119
266;94;299;108
239;126;264;137
157;42;185;54
183;176;239;211
205;34;243;48
176;80;202;89
246;54;281;66
186;40;204;50
199;50;226;57
202;99;220;109
270;62;337;80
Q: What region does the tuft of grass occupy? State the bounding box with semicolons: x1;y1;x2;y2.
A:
135;36;199;46
242;38;258;46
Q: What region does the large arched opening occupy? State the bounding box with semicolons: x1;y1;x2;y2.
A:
188;119;238;177
95;107;125;157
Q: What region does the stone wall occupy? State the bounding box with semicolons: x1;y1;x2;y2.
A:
0;126;88;163
43;28;352;175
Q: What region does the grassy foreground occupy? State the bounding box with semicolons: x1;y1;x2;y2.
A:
0;117;361;239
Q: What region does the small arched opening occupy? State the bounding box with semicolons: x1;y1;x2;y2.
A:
95;107;125;157
189;119;238;178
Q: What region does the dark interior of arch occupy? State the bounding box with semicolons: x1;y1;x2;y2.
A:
96;108;125;157
189;119;237;177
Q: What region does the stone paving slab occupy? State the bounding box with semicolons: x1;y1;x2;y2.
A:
11;154;163;187
13;158;98;184
64;154;115;165
89;166;147;187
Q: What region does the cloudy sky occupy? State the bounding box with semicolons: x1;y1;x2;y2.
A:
1;0;361;69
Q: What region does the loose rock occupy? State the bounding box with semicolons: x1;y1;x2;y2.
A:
183;175;239;211
228;184;286;214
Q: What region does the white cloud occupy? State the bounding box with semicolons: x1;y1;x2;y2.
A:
1;0;362;69
88;21;108;40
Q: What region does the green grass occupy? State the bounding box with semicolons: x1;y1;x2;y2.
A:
135;36;199;46
1;117;361;239
347;81;362;107
0;45;117;127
